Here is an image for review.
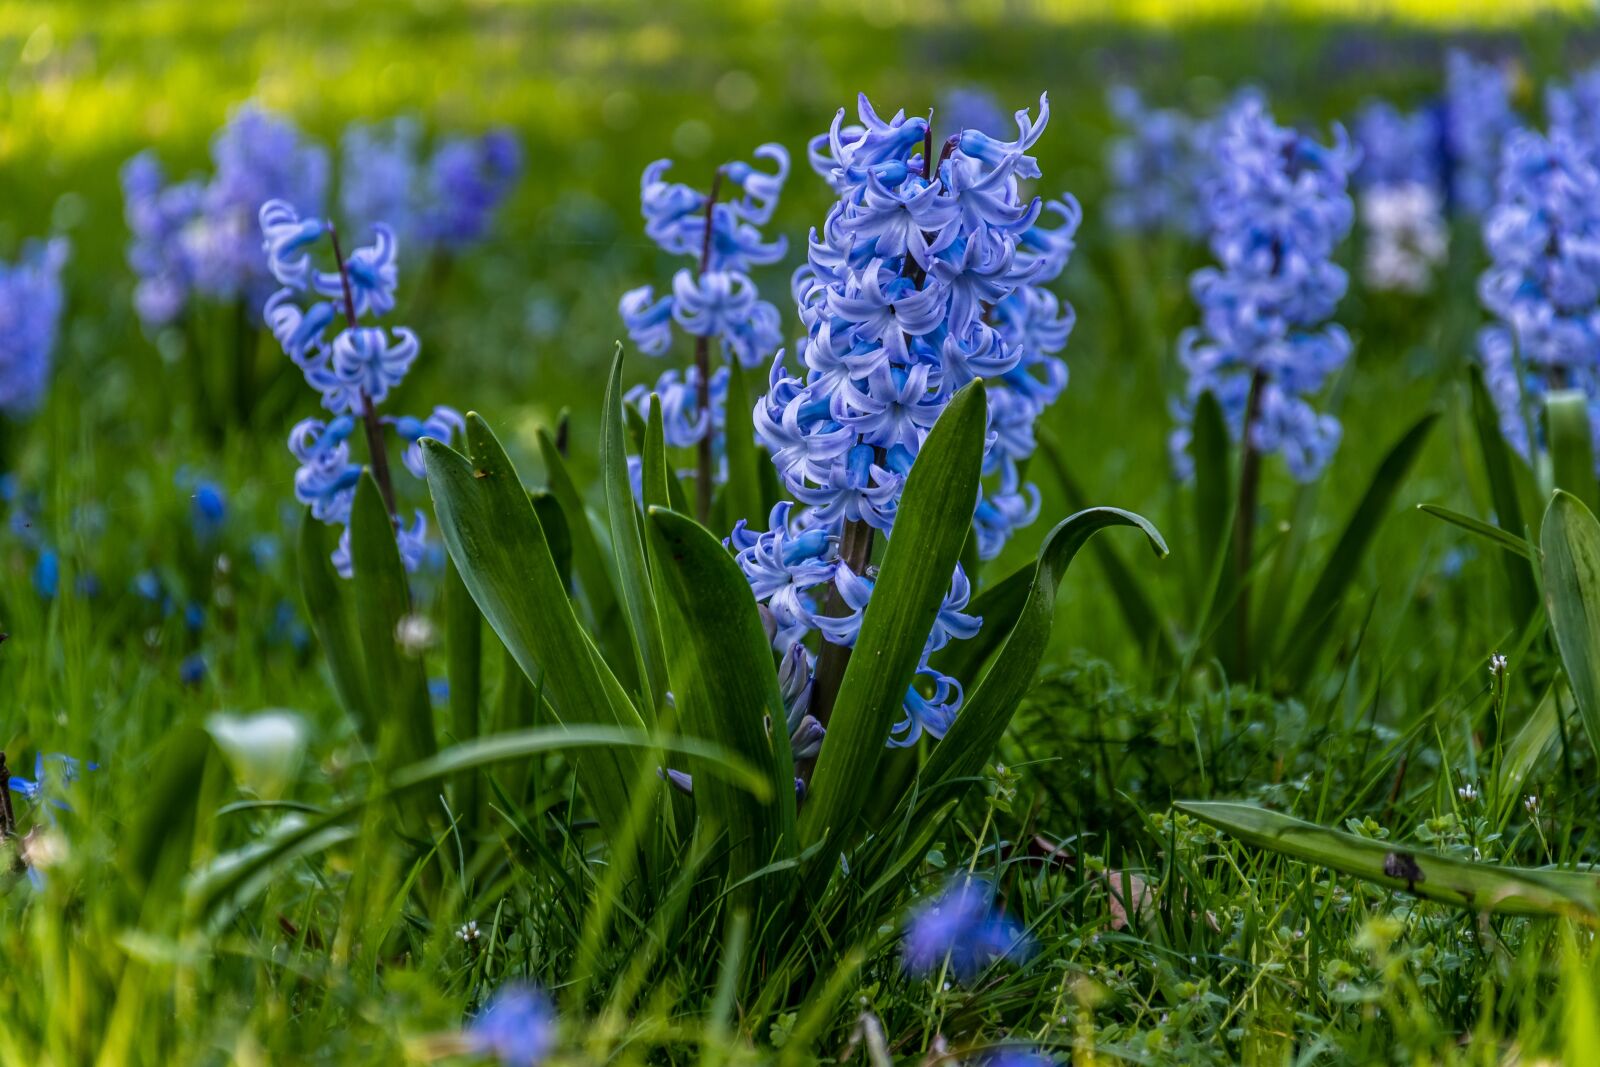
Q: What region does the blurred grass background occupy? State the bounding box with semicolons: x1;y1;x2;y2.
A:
1;0;1595;726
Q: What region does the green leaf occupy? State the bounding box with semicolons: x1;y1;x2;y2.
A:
535;427;630;664
1036;428;1176;663
1496;682;1562;825
297;511;369;731
123;727;220;894
922;507;1168;797
1417;503;1534;560
721;357;766;532
1275;410;1438;678
1470;363;1540;622
349;472;435;765
1540;490;1600;757
1547;389;1599;514
1177;801;1600;916
645;507;797;891
422;414;647;844
801;382;988;850
601;347;668;720
530;490;574;590
642;395;672;512
444;556;483;824
189;725;766;925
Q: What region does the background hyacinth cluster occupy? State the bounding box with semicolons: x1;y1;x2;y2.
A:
122;103;520;331
0;238;69;420
1169;96;1357;483
260;199;461;575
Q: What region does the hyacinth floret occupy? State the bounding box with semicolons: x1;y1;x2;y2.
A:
1351;101;1448;293
1170;96;1356;483
1104;87;1212;237
1477;127;1600;462
261;198;460;577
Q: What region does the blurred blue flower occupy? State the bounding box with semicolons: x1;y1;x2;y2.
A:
1353;100;1443;191
903;875;1032;981
1444;51;1519;218
32;548;58;599
1476;127;1600;465
421;130;523;250
1104;86;1213;237
181;653;207;684
466;983;556;1067
1170;95;1356;482
340;117;423;244
0;237;69;417
8;753;97;811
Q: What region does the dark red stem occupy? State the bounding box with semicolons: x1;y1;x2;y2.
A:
328;223;400;523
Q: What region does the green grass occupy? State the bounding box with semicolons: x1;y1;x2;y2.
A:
5;2;1600;1063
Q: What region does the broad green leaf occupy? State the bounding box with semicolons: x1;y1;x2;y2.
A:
1495;682;1562;826
349;473;435;765
1470;363;1540;622
531;490;574;589
721;358;766;533
1178;801;1600;916
645;507;797;894
923;507;1168;796
1547;389;1599;514
536;427;631;668
1540;490;1600;757
1275;410;1438;678
422;415;647;844
1417;503;1534;560
601;347;668;721
297;511;369;731
801;382;988;850
1036;428;1176;664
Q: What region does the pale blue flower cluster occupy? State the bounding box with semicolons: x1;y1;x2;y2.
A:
1105;86;1213;237
122;103;329;328
730;93;1079;746
261;199;462;576
341;121;523;251
1477;127;1600;461
465;983;556;1067
618;145;789;370
623;364;730;490
0;237;70;417
1170;96;1357;482
1444;50;1519;218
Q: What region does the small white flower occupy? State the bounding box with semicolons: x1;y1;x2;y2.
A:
1490;653;1508;676
1524;794;1540;815
395;613;437;657
1458;782;1479;804
456;920;480;943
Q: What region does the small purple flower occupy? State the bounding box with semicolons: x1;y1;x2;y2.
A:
903;876;1032;981
466;983;556;1067
0;237;70;417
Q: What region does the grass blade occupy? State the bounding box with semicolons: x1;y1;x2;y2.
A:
1177;800;1599;916
601;346;668;721
721;357;765;533
1540;490;1600;758
1417;503;1534;560
1471;363;1540;621
297;511;369;731
1547;389;1599;514
1275;410;1438;679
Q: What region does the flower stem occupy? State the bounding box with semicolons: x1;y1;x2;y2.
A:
694;170;724;523
1232;369;1266;676
327;223;400;523
808;517;877;732
0;751;14;842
